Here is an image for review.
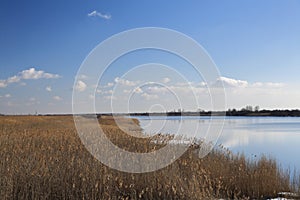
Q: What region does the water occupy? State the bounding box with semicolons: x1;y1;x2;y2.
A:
133;116;300;169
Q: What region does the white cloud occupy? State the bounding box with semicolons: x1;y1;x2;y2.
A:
103;90;113;95
197;82;207;87
133;87;143;94
252;82;284;88
123;89;131;94
96;89;102;93
98;77;287;110
75;80;87;92
0;80;7;88
211;77;284;89
175;81;205;87
96;89;113;95
99;82;114;89
46;86;52;92
146;85;202;95
5;94;11;98
92;76;299;113
7;75;21;83
141;93;159;100
53;96;62;101
21;68;60;79
88;10;111;20
252;82;263;87
265;82;285;88
162;77;171;83
114;77;139;86
107;82;114;87
214;77;248;88
0;68;60;88
147;86;168;94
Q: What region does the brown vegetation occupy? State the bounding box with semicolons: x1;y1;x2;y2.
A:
0;115;298;199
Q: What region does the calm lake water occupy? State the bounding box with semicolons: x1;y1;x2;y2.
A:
133;116;300;169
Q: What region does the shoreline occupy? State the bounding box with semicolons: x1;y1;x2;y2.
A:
3;108;300;117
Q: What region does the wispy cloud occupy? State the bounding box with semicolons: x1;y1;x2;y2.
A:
53;96;62;101
98;82;114;89
0;80;7;88
75;80;87;92
253;82;285;88
133;87;143;94
141;93;159;100
0;68;60;88
114;77;139;86
213;76;285;88
87;10;111;20
93;76;289;111
213;76;248;88
46;86;52;92
7;75;21;83
162;77;171;83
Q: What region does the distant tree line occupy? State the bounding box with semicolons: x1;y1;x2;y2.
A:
226;106;300;117
129;105;300;117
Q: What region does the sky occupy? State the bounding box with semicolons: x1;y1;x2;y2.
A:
1;0;300;114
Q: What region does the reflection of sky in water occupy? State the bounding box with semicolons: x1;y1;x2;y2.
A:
134;116;300;169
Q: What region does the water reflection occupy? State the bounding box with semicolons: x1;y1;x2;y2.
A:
134;116;300;168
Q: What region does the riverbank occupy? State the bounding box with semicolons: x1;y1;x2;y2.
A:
0;115;299;199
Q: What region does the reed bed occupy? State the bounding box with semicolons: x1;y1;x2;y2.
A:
0;115;298;199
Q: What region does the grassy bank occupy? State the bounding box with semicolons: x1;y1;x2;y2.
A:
0;115;299;199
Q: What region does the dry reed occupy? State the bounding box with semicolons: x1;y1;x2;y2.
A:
0;115;298;199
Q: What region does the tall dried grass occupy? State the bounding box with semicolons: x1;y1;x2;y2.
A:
0;115;298;199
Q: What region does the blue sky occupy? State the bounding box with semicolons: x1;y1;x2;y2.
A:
1;0;300;114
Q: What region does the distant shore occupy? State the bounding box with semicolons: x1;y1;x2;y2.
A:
2;109;300;117
128;109;300;117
